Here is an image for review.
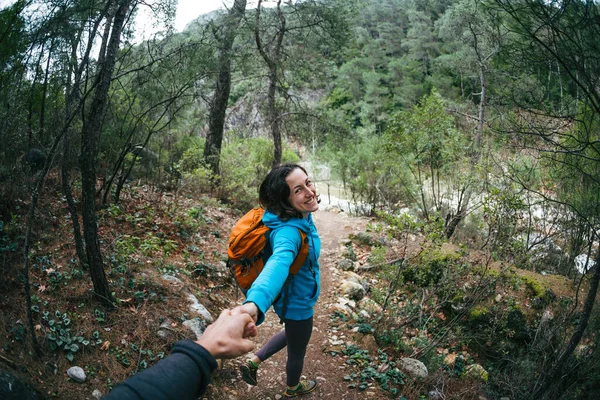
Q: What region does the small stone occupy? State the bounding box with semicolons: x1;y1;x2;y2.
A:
92;389;102;399
157;330;169;338
333;302;352;316
358;297;382;314
183;318;206;340
337;259;355;271
336;297;356;308
495;294;502;302
162;274;183;286
398;358;428;379
342;271;364;284
67;366;86;383
187;293;214;322
429;390;443;399
340;280;365;301
157;318;173;338
275;395;283;400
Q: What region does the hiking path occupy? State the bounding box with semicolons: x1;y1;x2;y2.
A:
205;209;391;400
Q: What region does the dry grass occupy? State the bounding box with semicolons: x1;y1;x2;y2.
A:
0;182;240;398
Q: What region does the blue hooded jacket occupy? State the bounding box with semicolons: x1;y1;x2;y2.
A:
244;209;321;325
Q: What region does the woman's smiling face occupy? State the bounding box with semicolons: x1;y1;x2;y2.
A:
286;168;318;218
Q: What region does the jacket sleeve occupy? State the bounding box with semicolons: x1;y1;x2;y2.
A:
102;340;218;400
243;226;301;324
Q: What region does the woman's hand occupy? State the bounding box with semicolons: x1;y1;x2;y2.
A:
231;302;259;330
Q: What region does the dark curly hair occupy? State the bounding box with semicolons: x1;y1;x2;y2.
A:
259;163;313;221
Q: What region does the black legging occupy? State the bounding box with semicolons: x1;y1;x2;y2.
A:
255;316;313;386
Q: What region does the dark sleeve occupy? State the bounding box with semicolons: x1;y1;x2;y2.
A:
103;340;218;400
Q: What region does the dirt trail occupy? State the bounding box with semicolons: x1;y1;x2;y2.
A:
205;209;390;400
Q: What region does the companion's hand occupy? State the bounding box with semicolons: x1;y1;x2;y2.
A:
196;309;256;358
232;302;259;323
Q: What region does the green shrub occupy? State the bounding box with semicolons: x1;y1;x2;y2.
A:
401;247;461;287
181;137;299;210
40;309;102;361
342;243;357;261
468;306;489;323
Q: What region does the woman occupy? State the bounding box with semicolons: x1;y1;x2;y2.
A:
234;163;321;398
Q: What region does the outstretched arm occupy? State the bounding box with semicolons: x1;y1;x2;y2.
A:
103;310;256;400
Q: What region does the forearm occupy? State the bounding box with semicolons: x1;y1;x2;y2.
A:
103;340;218;400
245;231;299;323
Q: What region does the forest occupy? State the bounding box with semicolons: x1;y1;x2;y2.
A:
1;0;599;399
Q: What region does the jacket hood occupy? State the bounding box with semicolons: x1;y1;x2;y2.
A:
263;209;313;233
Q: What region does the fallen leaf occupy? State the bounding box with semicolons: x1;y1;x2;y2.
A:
38;285;47;293
101;341;110;351
35;324;41;331
444;353;457;366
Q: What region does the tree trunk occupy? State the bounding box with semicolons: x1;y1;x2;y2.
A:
255;0;285;167
267;67;282;167
62;130;87;268
102;142;131;204
80;1;130;308
204;0;246;181
61;34;86;269
445;64;485;239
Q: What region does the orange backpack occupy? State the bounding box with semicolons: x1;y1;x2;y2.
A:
227;208;309;291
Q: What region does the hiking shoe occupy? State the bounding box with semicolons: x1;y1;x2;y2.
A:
239;359;258;386
284;380;317;397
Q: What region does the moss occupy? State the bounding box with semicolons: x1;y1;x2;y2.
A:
403;247;462;287
468;305;489;322
462;364;488;382
451;290;466;304
522;276;546;298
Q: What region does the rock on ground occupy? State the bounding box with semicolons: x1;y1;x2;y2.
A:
398;358;428;379
67;366;86;383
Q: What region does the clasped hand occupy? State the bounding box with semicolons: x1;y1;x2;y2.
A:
195;308;258;359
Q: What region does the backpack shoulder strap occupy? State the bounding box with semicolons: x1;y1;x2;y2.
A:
289;230;309;275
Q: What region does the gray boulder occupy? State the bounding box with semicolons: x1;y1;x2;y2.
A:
183;318;206;340
398;358;428;379
337;259;355;271
186;293;214;322
575;254;596;274
340;280;365;301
